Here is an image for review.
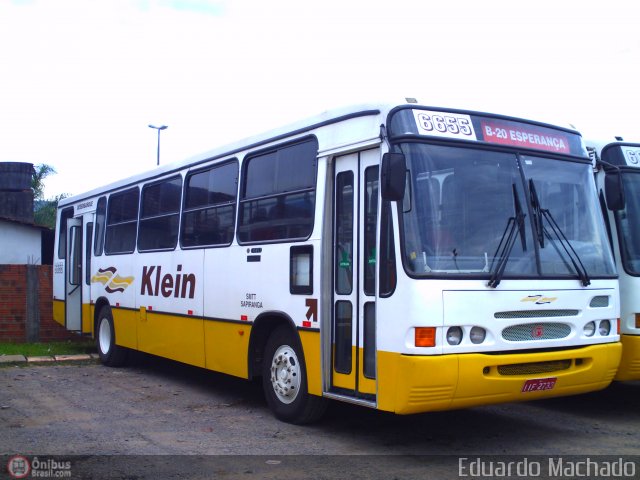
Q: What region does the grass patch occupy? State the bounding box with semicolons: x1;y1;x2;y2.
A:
0;340;96;357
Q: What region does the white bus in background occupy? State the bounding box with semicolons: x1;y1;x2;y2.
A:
53;101;621;424
590;139;640;381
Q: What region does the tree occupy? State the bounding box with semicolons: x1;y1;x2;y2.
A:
31;164;68;229
34;194;67;229
32;164;56;201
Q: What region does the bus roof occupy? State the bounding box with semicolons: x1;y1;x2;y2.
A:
58;101;581;207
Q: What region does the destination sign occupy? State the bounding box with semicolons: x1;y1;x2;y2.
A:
479;119;572;154
392;107;585;156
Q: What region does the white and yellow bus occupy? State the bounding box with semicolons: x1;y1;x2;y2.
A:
591;140;640;381
53;101;622;423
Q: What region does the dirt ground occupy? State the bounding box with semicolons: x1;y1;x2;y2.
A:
1;353;639;479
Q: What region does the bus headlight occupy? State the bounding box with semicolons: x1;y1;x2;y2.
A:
446;327;463;345
470;326;486;344
598;320;611;336
583;321;596;337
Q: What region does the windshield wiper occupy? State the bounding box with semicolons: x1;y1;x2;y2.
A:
529;180;544;247
529;179;591;286
488;184;527;288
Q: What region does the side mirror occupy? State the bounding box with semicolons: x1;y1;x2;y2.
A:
604;170;625;211
381;152;406;201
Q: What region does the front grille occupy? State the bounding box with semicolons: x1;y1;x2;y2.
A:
495;310;579;319
590;296;609;308
502;322;571;341
498;360;572;376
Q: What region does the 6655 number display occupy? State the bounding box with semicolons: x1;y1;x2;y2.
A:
413;110;477;140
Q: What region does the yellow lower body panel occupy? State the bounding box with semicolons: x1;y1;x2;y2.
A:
204;320;250;379
137;311;205;368
82;303;94;334
615;334;640;381
53;299;65;327
377;343;622;414
109;309;321;389
112;307;138;351
299;330;322;396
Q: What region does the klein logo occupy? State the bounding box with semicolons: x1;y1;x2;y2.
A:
140;265;196;299
532;325;545;338
91;267;134;293
521;295;557;305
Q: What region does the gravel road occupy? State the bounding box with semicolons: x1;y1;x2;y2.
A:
1;353;639;478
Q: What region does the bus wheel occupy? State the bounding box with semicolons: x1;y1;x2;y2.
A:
96;306;128;367
262;326;327;424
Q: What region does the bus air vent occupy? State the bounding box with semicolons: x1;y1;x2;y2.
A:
502;322;571;341
494;310;579;319
589;296;609;308
498;360;572;376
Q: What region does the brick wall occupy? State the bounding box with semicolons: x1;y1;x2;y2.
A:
0;264;77;342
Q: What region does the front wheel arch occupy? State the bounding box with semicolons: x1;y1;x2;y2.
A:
247;311;296;379
261;325;327;424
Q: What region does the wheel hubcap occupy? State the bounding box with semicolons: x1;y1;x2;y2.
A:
98;318;111;355
270;345;300;404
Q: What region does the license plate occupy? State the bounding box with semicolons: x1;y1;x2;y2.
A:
522;377;557;393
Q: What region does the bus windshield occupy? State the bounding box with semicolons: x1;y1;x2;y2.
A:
399;143;616;280
616;171;640;275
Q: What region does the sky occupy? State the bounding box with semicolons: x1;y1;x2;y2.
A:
0;0;638;199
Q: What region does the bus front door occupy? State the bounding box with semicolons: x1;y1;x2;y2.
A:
331;149;378;399
65;217;83;331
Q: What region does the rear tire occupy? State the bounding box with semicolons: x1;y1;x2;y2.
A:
96;305;128;367
262;326;327;424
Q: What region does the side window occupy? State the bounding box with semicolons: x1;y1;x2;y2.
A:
138;176;182;251
181;161;238;247
93;196;106;256
57;207;74;260
335;171;354;295
238;138;317;243
105;187;139;255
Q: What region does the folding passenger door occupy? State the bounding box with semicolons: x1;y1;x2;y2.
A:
331;149;379;399
65;217;83;331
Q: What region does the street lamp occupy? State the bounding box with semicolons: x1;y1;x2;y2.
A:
148;124;168;166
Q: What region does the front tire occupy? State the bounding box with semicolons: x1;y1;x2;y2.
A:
262;326;327;424
96;305;128;367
